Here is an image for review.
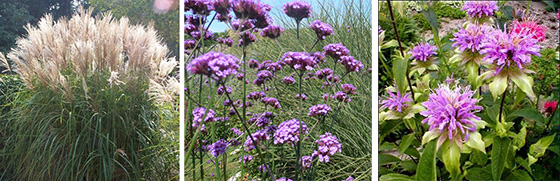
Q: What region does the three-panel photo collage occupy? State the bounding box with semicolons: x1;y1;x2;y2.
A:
0;0;558;180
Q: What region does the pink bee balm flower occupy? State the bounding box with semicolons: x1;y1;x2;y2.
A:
420;85;482;142
544;101;558;114
409;43;437;62
512;18;547;42
380;89;412;113
480;28;541;74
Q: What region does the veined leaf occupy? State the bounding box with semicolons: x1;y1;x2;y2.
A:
491;137;512;181
416;139;437;181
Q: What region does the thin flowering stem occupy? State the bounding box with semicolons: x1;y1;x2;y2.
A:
297;21;300;40
387;0;415;100
498;85;508;123
198;75;204;180
310;39;320;51
219;80;276;180
296;73;303;180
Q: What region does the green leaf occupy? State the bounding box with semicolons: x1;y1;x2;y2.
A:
392;56;409;94
486;105;500;125
379;173;415;181
548;145;560;155
416;139;437;181
510;73;535;99
442;140;461;180
422;6;439;35
505;170;533;181
398;134;415;155
465;132;486;154
507;108;545;127
512;125;527;150
514;87;527;106
465;167;492;181
491;137;512;181
405;147;420;158
466;61;479;87
515;157;532;175
422;130;440;145
488;75;508;101
382;40;399;49
469;149;488;166
379;154;401;166
529;134;556;160
401;160;417;171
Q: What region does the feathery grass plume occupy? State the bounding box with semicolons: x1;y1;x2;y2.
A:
3;7;178;180
0;53;11;73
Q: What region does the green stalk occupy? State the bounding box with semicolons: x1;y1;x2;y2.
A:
241;44;247;180
296;73;303;180
498;84;508;124
198;74;204;180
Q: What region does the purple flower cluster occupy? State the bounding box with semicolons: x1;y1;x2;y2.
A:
259;60;283;73
462;1;498;18
185;39;199;50
480;29;540;73
380;89;412;113
192;107;216;129
261;97;281;109
421;85;482;141
308;104;331;117
231;127;243;135
451;24;491;52
339;55;363;73
281;52;317;73
324;43;350;59
240;154;253;163
247;91;266;100
315;68;333;79
277;178;293;181
282;76;296;85
335;91;351;103
283;1;312;22
208;139;229;158
295;93;308;101
217;37;234;47
255;116;271;127
274;119;309;144
239;31;257;47
409;43;437;62
300;155;313;169
185;0;214;15
217;85;232;95
188;51;240;79
260;25;284;39
249;59;260;69
231;0;272;27
243;129;270;151
312;132;341;162
312;51;326;63
253;70;274;86
341;84;356;94
310;20;334;40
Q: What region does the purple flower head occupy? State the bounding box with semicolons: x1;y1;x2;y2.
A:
274;119;309;144
231;127;244;135
324;43;350;59
322;93;333;101
315;68;333;79
208;139;229;158
282;76;296;85
251;14;273;29
310;20;334;40
239;31;257;47
243;129;269;151
188;51;240;79
308;104;331;117
451;24;492;52
341;84;356;94
223;99;232;106
295;93;308;101
245;101;253;108
409;43;437;62
185;39;199;49
249;59;260;69
231;0;271;20
261;111;277;118
259;60;283;72
261;97;281;109
258;164;269;172
277;178;293;181
344;176;355;181
217;85;232;95
283;0;312;22
190;29;215;41
312;132;341;162
335;91;350;103
236;73;244;80
312;51;326;63
339;55;363;73
240;155;253;163
420;85;483;142
231;19;255;32
462;1;498;18
253;70;274;86
247;91;266;100
261;25;284;39
186;14;206;27
480;28;540;74
192;107;216;128
185;23;198;35
185;0;214;15
217;37;234;47
281;52;317;74
380;89;412;113
255;116;271;127
300;155;313;169
216;13;232;22
213;0;231;15
229;138;240;146
378;25;383;35
264;125;277;134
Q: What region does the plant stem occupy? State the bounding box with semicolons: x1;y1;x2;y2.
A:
478;67;482;96
198;75;204;180
296;21;300;40
498;85;508;123
296;73;303;180
310;39;320;51
241;44;247;181
386;0;415;100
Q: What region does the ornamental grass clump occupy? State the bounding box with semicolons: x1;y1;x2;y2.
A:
2;7;179;180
